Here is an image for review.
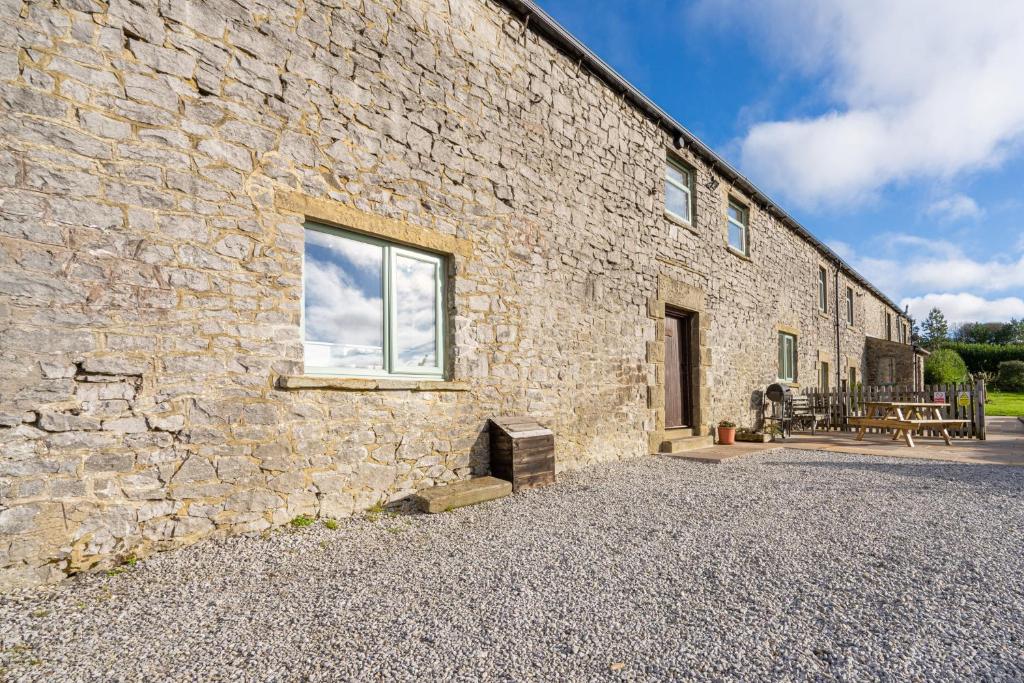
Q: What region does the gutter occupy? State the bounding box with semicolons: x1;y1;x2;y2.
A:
498;0;905;316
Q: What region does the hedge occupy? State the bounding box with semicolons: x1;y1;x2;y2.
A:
997;361;1024;392
924;348;969;384
939;342;1024;376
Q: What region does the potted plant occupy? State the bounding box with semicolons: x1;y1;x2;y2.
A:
717;420;736;445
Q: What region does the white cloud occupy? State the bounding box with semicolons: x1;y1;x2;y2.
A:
302;237;439;370
902;292;1024;324
925;194;983;222
304;257;383;349
839;233;1024;298
306;229;381;272
695;0;1024;207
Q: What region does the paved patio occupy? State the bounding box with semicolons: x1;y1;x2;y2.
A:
685;416;1024;466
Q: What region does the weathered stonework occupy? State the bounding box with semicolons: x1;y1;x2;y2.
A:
865;337;925;387
0;0;911;589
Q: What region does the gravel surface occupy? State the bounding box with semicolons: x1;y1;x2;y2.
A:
3;449;1024;682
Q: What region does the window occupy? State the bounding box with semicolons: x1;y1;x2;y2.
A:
727;200;748;255
846;287;854;325
818;267;828;312
819;361;830;392
303;223;445;378
885;358;896;384
886;312;893;341
778;332;797;383
665;160;693;224
848;366;857;389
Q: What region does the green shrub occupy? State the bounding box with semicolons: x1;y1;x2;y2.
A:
940;342;1024;375
924;348;968;384
996;360;1024;391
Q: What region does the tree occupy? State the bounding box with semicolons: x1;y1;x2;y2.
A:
909;315;921;345
1008;318;1024;344
996;360;1024;391
920;308;949;348
953;320;1024;345
956;321;1013;344
924;348;968;384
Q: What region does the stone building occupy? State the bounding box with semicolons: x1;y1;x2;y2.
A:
865;338;928;389
0;0;912;588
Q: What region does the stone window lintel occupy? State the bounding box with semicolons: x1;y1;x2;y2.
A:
276;190;473;259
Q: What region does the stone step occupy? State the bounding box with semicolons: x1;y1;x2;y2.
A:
414;476;513;514
664;427;695;438
675;449;757;464
659;434;715;454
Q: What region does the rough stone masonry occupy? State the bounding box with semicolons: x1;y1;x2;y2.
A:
0;0;908;589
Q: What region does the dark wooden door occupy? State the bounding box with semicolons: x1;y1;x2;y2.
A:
665;313;692;428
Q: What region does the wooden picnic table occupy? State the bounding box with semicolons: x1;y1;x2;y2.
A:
848;401;969;447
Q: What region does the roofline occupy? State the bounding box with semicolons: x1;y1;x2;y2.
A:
498;0;906;316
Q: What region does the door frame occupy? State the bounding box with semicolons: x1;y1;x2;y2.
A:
664;309;694;429
646;275;710;452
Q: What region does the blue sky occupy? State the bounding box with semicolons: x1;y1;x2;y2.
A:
537;0;1024;326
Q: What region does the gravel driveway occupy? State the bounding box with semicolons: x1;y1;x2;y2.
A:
3;449;1023;682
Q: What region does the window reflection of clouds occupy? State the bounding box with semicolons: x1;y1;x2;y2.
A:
303;226;443;375
304;232;384;369
394;255;437;367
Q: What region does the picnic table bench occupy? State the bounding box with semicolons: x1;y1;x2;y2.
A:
848;401;969;447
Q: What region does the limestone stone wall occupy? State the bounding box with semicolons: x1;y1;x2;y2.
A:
865;338;921;387
0;0;908;589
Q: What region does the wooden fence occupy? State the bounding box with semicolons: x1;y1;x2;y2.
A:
797;380;987;440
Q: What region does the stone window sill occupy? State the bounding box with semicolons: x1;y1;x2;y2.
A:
276;376;470;392
725;246;752;262
664;211;699;235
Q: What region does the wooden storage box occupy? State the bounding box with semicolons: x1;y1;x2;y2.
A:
489;416;555;491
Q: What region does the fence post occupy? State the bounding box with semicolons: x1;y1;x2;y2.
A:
975;378;987;441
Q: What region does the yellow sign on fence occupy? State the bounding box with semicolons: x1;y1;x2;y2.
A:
958;391;971;407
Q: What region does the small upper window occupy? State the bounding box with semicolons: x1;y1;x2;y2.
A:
886;311;893;341
665;161;693;224
846;287;854;325
727;200;748;255
818;267;828;312
303;223;445;378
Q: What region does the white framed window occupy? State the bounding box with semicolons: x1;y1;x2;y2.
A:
302;223;445;378
818;266;828;312
819;361;830;392
778;332;797;383
727;200;748;255
665;160;693;223
846;287;854;325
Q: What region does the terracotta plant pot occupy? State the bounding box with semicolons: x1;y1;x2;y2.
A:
717;426;736;445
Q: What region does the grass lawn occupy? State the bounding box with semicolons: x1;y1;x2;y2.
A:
987;391;1024;416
